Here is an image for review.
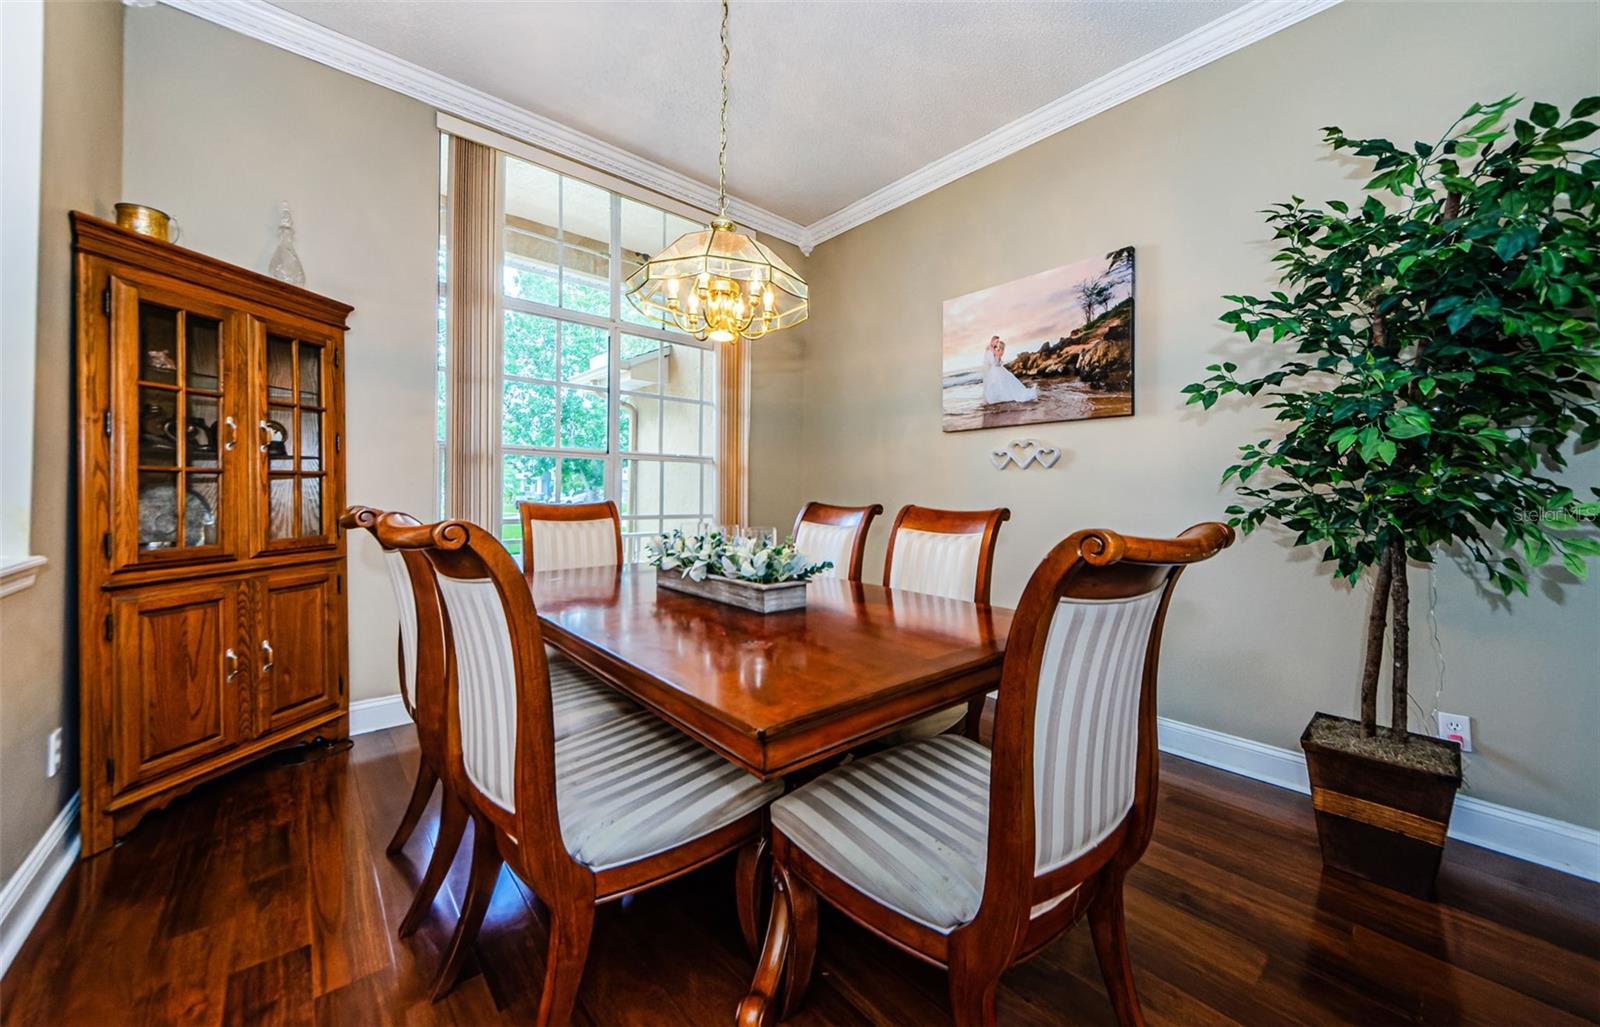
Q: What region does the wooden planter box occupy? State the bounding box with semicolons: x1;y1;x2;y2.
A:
1301;711;1462;898
656;572;808;614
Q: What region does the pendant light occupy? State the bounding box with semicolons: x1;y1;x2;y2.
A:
623;0;808;343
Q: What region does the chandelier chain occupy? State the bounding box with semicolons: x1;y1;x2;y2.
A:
718;0;730;218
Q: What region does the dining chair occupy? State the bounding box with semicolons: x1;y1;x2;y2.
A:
792;501;884;582
518;499;624;578
375;516;785;1021
340;506;470;941
739;523;1235;1027
883;504;1011;738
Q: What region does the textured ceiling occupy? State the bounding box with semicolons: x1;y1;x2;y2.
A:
270;0;1245;225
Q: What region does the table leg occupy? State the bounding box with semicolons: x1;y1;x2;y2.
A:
736;873;792;1027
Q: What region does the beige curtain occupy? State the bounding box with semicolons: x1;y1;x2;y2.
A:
444;136;503;530
716;340;749;526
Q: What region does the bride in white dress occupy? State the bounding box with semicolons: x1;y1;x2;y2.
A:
982;336;1037;405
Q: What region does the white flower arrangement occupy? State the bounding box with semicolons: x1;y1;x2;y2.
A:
644;528;833;584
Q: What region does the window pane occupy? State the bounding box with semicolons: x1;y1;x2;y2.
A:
559;322;608;384
663;343;706;401
503;381;556;447
621;335;664;393
662;462;701;516
559;176;611;316
560;458;605;503
659;399;703;457
504;453;557;509
504;156;560;304
559;387;607;451
621;459;660;519
504;311;557;379
620;394;658;454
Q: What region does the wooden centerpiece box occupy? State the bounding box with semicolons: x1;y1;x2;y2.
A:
655;572;808;614
72;212;352;857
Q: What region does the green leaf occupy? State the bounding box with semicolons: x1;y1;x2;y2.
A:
1562;551;1589;580
1530;101;1560;128
1573;96;1600;118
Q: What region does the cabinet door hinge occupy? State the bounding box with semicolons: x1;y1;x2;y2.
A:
102;288;111;316
103;410;113;437
105;758;114;783
338;674;345;697
334;433;341;454
102;532;111;560
336;574;343;595
333;349;340;369
103;612;113;640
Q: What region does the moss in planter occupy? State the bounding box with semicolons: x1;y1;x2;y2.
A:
1307;715;1461;777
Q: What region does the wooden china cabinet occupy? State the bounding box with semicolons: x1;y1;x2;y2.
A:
72;213;352;856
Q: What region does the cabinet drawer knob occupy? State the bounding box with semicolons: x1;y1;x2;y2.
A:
223;416;238;451
225;648;240;681
260;639;275;673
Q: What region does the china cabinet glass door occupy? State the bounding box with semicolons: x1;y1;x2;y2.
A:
260;329;336;550
113;278;238;566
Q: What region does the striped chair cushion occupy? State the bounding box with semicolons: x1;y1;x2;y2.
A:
888;528;983;601
771;736;990;932
794;521;856;579
548;652;637;737
434;576;633;813
527;517;618;572
1033;587;1165;872
382;551;419;711
556;711;784;870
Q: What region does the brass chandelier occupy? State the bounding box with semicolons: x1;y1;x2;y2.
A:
623;0;808;343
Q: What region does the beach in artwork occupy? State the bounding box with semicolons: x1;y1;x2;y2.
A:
941;248;1134;432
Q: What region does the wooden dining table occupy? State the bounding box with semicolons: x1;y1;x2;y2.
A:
529;565;1013;778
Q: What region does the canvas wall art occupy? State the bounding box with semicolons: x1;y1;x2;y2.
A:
941;247;1134;432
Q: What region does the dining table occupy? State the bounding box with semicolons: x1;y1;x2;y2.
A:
529;564;1013;779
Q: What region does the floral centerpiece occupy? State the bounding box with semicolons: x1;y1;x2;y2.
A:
645;528;833;613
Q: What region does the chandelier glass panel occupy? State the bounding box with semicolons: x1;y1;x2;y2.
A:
623;0;808;343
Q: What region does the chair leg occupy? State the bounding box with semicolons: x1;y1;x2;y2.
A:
947;959;998;1023
399;786;468;938
735;873;793;1027
1089;879;1146;1027
779;868;818;1019
430;816;502;1002
387;756;439;855
735;835;769;958
947;965;1001;1027
534;899;595;1027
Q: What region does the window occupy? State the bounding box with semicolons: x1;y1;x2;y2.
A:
438;140;719;564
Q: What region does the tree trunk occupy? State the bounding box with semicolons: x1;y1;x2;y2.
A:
1359;546;1395;738
1389;539;1411;742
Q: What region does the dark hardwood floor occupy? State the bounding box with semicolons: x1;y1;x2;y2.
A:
4;724;1597;1026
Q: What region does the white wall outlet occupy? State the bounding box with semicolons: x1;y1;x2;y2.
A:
46;727;63;777
1437;712;1472;752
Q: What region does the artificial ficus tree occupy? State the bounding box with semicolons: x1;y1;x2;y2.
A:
1185;95;1600;741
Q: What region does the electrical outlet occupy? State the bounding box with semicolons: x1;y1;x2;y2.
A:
46;728;63;778
1437;712;1472;752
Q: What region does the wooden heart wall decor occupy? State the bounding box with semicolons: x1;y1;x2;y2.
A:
991;438;1061;470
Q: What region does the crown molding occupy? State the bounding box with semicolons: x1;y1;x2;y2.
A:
156;0;808;247
799;0;1341;249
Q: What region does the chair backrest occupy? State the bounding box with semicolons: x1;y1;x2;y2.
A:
882;505;1010;604
978;524;1233;926
375;515;570;873
340;506;446;759
519;500;623;579
792;501;883;582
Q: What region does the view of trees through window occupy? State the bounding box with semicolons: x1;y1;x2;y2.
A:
437;138;720;563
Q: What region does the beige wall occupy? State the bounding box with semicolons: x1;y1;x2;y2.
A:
795;1;1600;828
121;5;441;703
0;0;122;883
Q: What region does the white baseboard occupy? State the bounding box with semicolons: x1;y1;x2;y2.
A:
1157;716;1600;882
349;693;410;736
0;793;80;977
